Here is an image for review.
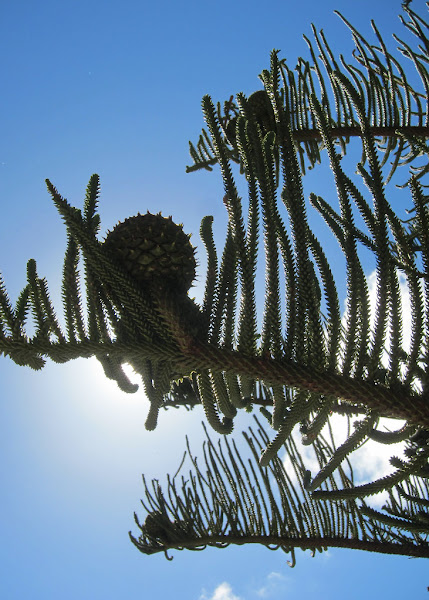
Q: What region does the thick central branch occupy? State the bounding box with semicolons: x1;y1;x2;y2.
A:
164;534;429;559
180;342;429;427
4;337;429;426
293;124;429;141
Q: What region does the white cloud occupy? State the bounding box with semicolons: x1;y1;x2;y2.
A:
281;413;408;507
282;269;415;505
345;268;413;503
255;572;289;598
200;582;241;600
365;268;413;356
342;268;413;371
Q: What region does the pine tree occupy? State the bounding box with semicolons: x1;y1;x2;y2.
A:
1;3;429;564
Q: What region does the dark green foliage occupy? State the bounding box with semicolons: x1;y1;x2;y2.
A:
130;417;429;561
0;2;429;564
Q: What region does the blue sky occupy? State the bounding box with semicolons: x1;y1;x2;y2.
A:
0;0;428;598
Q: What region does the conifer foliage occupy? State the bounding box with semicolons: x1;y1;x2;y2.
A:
1;3;429;563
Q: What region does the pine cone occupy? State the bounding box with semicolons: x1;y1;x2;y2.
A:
103;212;196;294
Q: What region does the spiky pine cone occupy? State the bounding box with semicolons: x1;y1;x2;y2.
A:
247;89;276;133
143;511;193;545
103;212;196;294
104;212;203;347
226;90;276;146
143;512;174;543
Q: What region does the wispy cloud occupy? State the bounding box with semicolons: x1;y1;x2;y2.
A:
282;269;413;505
339;268;412;503
284;411;406;506
200;582;242;600
254;572;290;598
